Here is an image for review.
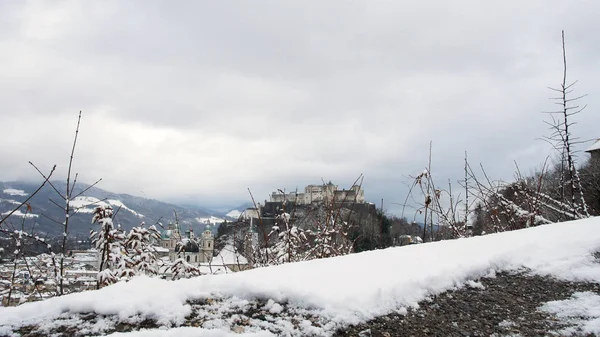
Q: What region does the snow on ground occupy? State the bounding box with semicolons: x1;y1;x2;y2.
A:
70;196;144;217
1;218;600;336
2;188;28;196
1;210;39;218
214;244;249;265
105;328;274;337
198;263;232;275
226;210;242;219
540;291;600;335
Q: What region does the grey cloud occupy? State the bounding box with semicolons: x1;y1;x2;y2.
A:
0;0;599;214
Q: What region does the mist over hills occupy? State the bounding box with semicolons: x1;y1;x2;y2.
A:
0;181;235;238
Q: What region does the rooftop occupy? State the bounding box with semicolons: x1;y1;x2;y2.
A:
585;139;600;153
214;244;248;265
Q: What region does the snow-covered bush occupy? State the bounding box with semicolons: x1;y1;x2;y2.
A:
305;207;353;260
90;205;127;287
91;206;162;286
268;212;308;264
124;225;161;276
168;258;202;280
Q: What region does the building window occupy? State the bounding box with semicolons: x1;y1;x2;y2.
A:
186;255;190;262
208;242;211;248
195;256;197;262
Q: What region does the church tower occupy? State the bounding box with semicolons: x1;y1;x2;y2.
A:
200;229;214;263
160;222;182;261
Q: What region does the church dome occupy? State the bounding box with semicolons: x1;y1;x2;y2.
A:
161;223;181;240
178;239;200;253
161;229;173;240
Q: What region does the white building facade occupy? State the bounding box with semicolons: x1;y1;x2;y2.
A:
271;182;365;205
160;224;214;265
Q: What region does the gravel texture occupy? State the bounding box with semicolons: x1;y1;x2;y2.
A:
334;270;600;337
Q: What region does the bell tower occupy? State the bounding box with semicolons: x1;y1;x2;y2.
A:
201;229;214;263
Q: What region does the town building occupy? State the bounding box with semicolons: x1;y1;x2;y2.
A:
160;223;214;265
213;244;251;272
586;139;600;162
270;182;365;205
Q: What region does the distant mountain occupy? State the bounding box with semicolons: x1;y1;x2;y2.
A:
225;202;255;220
0;181;225;238
225;209;242;219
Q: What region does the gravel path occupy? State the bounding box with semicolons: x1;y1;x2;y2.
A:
335;270;600;337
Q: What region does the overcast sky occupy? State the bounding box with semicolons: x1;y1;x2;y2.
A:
1;1;598;214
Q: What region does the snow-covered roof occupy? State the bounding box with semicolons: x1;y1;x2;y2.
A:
161;228;179;240
65;270;97;275
214;244;248;265
585;139;600;153
178;239;200;253
71;253;98;262
152;246;170;253
2;218;600;335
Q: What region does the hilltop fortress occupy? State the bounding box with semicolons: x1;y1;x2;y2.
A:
270;182;365;205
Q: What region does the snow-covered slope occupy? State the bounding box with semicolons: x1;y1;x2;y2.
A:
196;216;226;225
70;196;144;217
225;203;253;220
0;210;39;218
2;189;27;197
225;209;242;219
2;218;600;336
0;181;223;236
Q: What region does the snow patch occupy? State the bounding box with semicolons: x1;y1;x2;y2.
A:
70;196;144;218
0;199;22;206
105;328;275;337
484;269;497;279
226;210;242;219
106;199;144;218
0;326;19;337
1;210;39;218
2;189;28;196
498;320;515;328
196;216;225;225
465;280;485;289
198;263;232;275
540;291;600;335
259;299;286;316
